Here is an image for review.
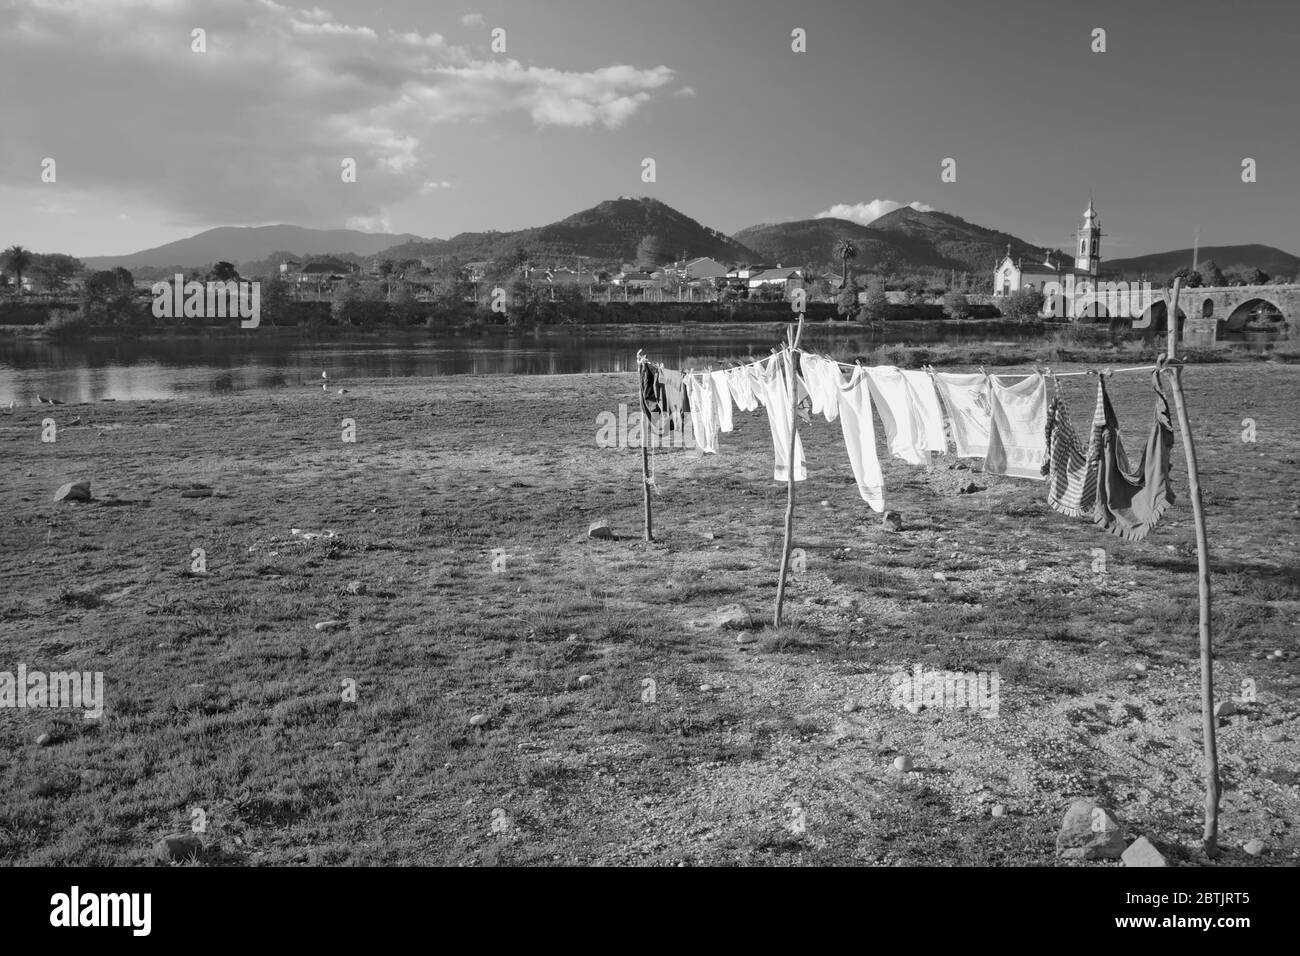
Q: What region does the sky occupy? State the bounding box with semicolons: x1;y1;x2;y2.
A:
2;0;1297;260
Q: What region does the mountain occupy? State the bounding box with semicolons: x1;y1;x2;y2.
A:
733;208;1048;275
81;225;431;272
380;197;758;266
1100;244;1300;280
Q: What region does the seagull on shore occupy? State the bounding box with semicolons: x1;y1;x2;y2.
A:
36;393;64;405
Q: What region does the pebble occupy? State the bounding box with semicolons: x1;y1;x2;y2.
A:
577;674;593;687
1134;662;1147;673
468;714;489;728
904;702;922;715
1262;730;1286;744
1016;560;1029;572
345;580;366;595
1214;700;1236;719
991;804;1005;818
735;632;756;645
932;572;947;582
893;756;913;773
566;633;578;642
36;733;52;747
699;684;712;693
842;700;858;713
1243;839;1265;856
314;620;342;631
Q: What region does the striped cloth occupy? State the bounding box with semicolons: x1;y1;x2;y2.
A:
1042;380;1104;519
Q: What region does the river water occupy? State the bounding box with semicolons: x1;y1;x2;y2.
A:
0;323;1045;404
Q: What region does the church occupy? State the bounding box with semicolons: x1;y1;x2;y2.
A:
994;200;1101;298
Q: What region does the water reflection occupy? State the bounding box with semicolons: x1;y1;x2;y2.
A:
0;325;1040;405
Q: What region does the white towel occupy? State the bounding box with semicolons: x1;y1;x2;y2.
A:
684;372;720;454
725;365;759;412
837;366;886;511
753;353;806;482
709;370;734;433
799;354;843;423
985;372;1047;480
863;366;928;465
902;370;947;453
933;372;991;458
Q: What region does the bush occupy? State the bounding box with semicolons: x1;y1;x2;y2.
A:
998;288;1045;322
859;279;890;322
941;291;972;320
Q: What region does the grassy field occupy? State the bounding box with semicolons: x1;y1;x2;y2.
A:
1;361;1297;865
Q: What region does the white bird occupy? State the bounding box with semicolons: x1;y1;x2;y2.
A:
322;383;328;391
337;388;348;394
322;371;328;380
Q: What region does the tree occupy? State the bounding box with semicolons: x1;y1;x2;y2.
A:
859;277;890;322
1196;259;1225;288
1242;267;1269;286
942;291;972;320
258;273;292;327
80;270;138;324
998;288;1045;323
28;253;83;292
834;238;858;288
209;261;240;282
1;245;34;293
635;234;671;269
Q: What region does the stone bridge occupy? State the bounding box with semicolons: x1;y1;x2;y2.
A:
1067;283;1300;346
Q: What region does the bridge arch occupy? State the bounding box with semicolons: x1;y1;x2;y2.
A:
1134;301;1185;337
1222;297;1288;340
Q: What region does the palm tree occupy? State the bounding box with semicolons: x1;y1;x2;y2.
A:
835;238;858;288
1;245;33;295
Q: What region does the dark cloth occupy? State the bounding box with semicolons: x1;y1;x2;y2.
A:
639;364;690;433
1093;374;1175;541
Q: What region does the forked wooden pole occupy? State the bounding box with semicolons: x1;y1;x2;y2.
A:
774;313;806;627
1164;277;1220;855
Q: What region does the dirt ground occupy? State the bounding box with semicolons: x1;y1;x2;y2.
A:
1;361;1297;865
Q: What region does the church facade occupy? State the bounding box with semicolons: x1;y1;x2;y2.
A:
993;200;1101;307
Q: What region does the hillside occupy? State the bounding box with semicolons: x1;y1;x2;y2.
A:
81;225;430;272
1100;244;1300;280
733;208;1049;275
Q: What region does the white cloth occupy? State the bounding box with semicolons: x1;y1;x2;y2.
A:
799;353;843;423
837;366;885;511
684;372;720;454
863;366;929;465
902;370;947;453
709;370;734;433
933;372;992;457
753;353;806;482
725;365;759;412
984;372;1047;480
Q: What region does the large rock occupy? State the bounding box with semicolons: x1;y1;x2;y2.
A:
53;481;92;503
1121;836;1168;867
1056;799;1126;860
154;833;203;863
587;521;614;540
709;604;752;630
882;511;903;532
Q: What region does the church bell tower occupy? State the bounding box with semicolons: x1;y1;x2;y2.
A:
1075;199;1100;276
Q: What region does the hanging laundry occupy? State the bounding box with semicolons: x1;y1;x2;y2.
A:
685;372;720;454
863;366;929;465
1093;373;1175;542
836;365;886;512
655;367;690;433
799;353;843;423
933;372;992;457
752;352;806;482
1042;378;1103;518
724;364;759;412
709;370;734;433
902;370;947;454
984;372;1047;480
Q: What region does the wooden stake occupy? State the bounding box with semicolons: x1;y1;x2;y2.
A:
636;351;653;542
1164;277;1220;854
774;314;806;627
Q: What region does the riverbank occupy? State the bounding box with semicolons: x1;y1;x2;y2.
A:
2;365;1298;865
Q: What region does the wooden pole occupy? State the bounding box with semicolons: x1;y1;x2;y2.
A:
774;313;806;627
636;351;653;542
1164;277;1220;855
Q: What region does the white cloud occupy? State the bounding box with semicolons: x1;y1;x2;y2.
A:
460;13;485;28
419;180;452;194
0;0;680;229
673;86;695;98
815;199;933;225
346;213;393;233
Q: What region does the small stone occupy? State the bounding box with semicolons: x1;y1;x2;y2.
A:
1057;799;1126;860
345;580;367;595
699;684;712;693
468;713;489;728
820;500;830;507
1016;559;1029;572
882;511;903;532
710;604;752;629
577;674;593;687
53;481;92;503
1121;836;1167;867
587;521;614;540
314;620;342;632
1274;649;1285;659
154;833;203;863
35;732;52;747
893;756;913;773
565;633;578;642
842;700;858;713
735;631;756;645
702;531;716;540
1262;730;1286;744
180;487;213;498
1243;839;1265;857
932;572;947;582
1134;662;1147;673
1098;640;1110;648
904;702;921;715
991;804;1005;818
959;482;980;494
1214;700;1236;719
